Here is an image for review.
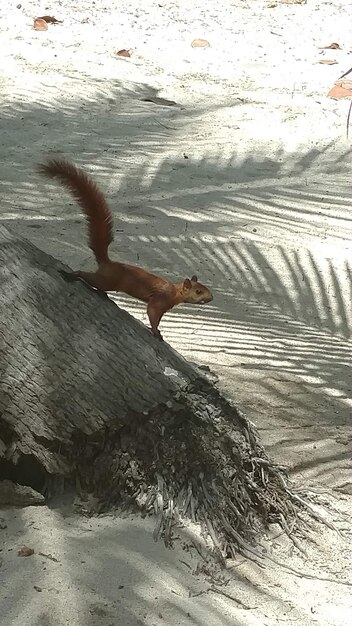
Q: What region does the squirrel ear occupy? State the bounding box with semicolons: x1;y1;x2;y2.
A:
191;275;198;282
183;278;192;290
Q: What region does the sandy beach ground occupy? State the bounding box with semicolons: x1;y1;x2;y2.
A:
0;1;351;624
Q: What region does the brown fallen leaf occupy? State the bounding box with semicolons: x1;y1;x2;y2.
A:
37;15;63;24
318;59;338;65
116;49;131;58
338;79;352;90
319;42;340;50
191;38;210;48
327;84;352;99
33;18;48;31
327;85;350;98
81;18;90;24
18;546;34;557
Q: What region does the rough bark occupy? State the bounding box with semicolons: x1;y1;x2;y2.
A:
0;225;310;555
0;225;198;472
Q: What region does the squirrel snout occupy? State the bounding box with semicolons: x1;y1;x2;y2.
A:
200;294;213;304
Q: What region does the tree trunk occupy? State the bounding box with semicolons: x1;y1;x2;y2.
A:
0;225;309;556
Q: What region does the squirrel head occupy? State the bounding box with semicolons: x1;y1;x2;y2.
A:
181;275;213;304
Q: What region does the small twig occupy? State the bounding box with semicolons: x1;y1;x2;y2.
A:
335;66;352;140
289;490;341;534
299;490;350;522
190;493;197;522
252;457;289;474
190;539;208;562
279;513;307;556
270;470;340;534
155;119;177;131
263;554;352;587
347;101;352;140
153;473;165;541
338;65;352;80
204;513;222;551
189;588;209;597
209;586;258;610
38;552;59;562
220;514;267;566
227;558;248;568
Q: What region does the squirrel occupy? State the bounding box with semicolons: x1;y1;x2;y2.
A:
38;159;213;339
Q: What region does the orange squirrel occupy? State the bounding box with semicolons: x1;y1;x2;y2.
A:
38;159;213;339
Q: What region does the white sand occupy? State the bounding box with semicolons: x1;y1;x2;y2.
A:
0;1;351;624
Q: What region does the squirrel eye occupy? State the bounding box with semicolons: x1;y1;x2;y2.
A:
196;289;202;295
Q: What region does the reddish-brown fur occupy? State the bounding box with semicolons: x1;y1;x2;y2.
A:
38;159;213;339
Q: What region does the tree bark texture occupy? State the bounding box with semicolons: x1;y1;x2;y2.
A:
0;225;308;554
0;225;198;472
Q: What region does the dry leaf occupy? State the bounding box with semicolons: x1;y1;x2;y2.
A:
81;18;90;24
116;49;131;58
337;79;352;90
18;546;34;557
327;84;352;99
37;15;63;24
320;42;340;50
191;38;210;48
318;59;338;65
33;18;48;31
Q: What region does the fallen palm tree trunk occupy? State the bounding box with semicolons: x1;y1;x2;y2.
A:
0;224;316;556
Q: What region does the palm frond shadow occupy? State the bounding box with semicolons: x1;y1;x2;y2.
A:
116;236;351;424
117;152;352;245
1;73;350;450
1;57;351;626
0;504;295;626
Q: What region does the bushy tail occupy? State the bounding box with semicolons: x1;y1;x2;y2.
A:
38;159;113;265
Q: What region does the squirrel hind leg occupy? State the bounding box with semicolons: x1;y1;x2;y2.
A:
58;269;109;299
58;269;92;284
58;269;81;282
